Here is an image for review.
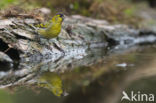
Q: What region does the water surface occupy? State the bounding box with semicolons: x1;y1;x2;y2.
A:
0;45;156;103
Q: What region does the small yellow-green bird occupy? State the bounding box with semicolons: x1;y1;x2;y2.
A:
37;13;64;39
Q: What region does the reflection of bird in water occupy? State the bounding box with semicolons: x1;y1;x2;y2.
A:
121;91;130;101
38;72;63;97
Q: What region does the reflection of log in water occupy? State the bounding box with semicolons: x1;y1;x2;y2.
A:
63;46;156;103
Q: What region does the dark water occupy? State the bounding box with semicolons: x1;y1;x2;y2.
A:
0;45;156;103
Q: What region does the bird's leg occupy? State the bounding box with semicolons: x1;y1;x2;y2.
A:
56;37;60;41
40;40;52;50
37;38;52;51
39;38;49;46
46;39;53;51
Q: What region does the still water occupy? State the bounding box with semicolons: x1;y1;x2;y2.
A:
0;45;156;103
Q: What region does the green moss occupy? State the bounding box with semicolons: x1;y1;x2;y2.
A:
124;7;135;17
0;0;17;8
73;2;79;10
